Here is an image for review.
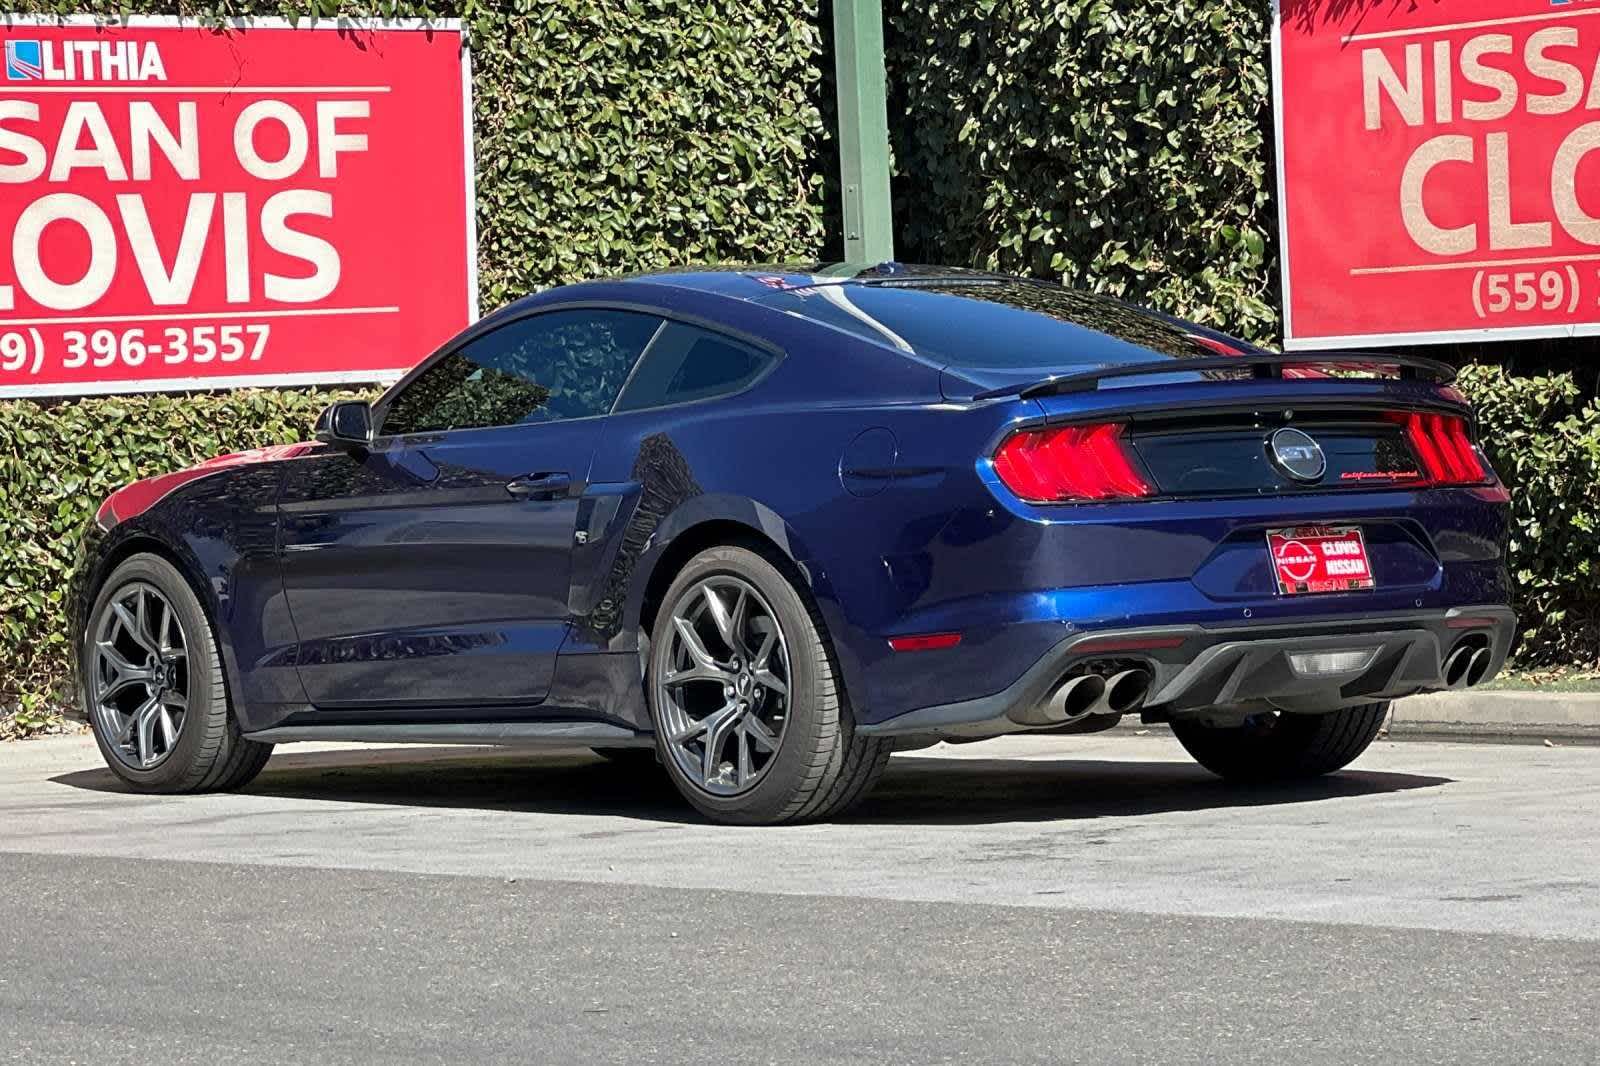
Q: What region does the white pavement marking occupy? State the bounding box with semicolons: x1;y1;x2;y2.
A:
2;732;1597;942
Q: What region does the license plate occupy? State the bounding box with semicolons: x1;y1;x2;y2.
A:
1266;525;1376;595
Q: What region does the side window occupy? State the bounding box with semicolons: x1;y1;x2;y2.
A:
613;321;777;413
380;309;663;436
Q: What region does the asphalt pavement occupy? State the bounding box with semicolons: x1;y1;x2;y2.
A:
3;731;1598;1063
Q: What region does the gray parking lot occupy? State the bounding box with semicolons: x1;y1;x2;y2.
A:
3;731;1598;1063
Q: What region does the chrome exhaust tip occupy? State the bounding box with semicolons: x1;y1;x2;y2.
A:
1465;647;1493;688
1011;672;1107;727
1442;645;1474;688
1097;668;1153;715
1054;673;1107;720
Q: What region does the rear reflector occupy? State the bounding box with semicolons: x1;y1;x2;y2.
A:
1386;411;1489;486
992;422;1155;502
887;632;963;652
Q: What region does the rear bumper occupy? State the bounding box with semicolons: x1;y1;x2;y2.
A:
859;605;1516;738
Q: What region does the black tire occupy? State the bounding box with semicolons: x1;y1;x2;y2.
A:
1172;702;1390;782
646;545;890;825
82;553;273;793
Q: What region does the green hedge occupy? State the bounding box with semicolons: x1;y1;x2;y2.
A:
463;0;829;305
884;0;1278;343
1457;368;1600;666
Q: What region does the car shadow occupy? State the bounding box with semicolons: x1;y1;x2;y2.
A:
49;744;1453;826
851;755;1450;825
53;746;701;824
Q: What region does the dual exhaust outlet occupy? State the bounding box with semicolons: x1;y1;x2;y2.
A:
1013;638;1490;727
1012;667;1152;728
1442;641;1493;690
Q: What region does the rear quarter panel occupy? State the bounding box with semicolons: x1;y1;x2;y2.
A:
574;305;1042;726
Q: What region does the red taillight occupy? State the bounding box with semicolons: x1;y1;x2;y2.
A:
992;422;1155;502
1386;411;1489;485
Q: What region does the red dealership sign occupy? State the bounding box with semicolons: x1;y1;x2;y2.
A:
0;16;473;397
1275;0;1600;348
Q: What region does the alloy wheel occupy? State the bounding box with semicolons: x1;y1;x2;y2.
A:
655;575;792;796
91;582;189;770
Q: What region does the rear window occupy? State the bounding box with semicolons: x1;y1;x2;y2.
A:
755;280;1247;368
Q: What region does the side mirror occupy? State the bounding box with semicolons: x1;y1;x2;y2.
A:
314;401;372;451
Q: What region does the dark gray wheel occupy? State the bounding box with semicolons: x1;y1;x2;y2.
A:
1172;702;1390;782
655;570;792;797
646;545;889;825
83;554;272;792
89;579;189;771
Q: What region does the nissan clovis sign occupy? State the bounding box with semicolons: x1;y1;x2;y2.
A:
0;16;475;397
1275;0;1600;348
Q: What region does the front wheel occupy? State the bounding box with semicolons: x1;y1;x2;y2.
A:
646;545;890;825
82;554;272;793
1171;702;1390;782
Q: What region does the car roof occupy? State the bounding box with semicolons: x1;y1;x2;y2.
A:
614;263;1267;363
592;263;1263;373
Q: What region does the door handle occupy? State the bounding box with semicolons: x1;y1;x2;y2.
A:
505;472;572;500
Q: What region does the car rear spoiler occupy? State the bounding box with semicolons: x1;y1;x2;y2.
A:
971;353;1459;400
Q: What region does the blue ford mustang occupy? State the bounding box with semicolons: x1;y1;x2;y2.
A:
71;264;1515;824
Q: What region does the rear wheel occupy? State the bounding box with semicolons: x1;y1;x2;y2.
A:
1171;702;1389;782
646;545;890;825
83;554;272;793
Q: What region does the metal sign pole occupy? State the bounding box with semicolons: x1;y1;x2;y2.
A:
832;0;895;263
